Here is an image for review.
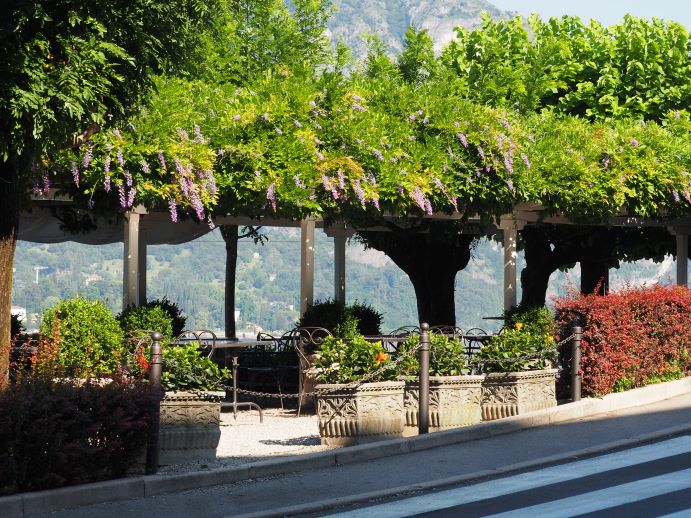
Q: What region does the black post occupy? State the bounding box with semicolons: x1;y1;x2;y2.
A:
571;325;582;402
418;323;430;435
145;331;163;475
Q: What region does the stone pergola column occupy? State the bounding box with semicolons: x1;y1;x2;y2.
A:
668;226;689;287
300;218;316;315
123;207;147;309
333;226;347;304
499;215;526;312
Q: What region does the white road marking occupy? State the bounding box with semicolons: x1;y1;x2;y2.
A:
323;435;691;518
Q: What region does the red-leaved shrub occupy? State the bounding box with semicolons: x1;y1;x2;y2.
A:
555;284;691;397
0;377;157;495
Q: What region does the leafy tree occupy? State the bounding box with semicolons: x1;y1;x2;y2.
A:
0;0;217;383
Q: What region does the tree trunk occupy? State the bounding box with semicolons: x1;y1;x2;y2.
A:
358;228;474;327
220;224;238;339
520;227;557;307
580;260;609;296
0;160;20;386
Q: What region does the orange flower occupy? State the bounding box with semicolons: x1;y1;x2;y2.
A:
376;352;388;364
515;323;524;331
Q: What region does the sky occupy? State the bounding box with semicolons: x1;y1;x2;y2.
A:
490;0;691;29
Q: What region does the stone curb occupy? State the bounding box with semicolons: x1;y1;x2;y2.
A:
4;376;691;517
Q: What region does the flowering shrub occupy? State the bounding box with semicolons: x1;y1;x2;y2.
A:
160;343;231;392
398;334;470;377
555;285;691;397
312;334;397;384
475;307;558;373
0;376;157;495
297;299;383;336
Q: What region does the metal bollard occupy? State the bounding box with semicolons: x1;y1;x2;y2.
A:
571;325;582;402
145;331;163;475
418;323;430;435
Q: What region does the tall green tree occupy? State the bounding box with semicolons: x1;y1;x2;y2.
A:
0;0;216;383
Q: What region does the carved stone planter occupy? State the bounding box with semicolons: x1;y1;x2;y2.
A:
158;391;223;465
402;375;484;436
315;381;405;446
481;369;558;421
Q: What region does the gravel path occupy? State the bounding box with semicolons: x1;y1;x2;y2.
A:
157;408;333;475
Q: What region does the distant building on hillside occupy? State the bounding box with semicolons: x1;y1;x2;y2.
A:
85;273;104;286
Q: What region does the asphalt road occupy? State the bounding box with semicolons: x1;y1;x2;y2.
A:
324;435;691;517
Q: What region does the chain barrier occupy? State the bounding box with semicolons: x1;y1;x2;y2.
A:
157;333;575;401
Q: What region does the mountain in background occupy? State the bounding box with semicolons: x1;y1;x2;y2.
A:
326;0;514;57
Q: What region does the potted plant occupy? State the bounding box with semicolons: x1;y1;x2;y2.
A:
124;305;230;466
475;307;559;420
312;319;404;446
398;333;484;435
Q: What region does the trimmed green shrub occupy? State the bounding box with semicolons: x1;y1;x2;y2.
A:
398;334;470;377
312;333;396;384
0;377;157;495
145;298;186;337
298;298;383;336
39;297;125;377
118;304;174;341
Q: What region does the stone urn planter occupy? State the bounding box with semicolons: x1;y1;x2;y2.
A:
158;391;224;465
481;369;558;421
315;381;405;446
402;375;484;436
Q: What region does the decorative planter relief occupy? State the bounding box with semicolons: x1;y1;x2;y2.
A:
315;381;405;446
403;375;484;436
158;391;223;465
481;369;558;421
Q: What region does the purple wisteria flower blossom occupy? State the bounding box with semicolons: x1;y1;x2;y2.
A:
408;113;417;122
275;127;283;135
457;133;468;148
127;188;136;207
316;151;325;161
263;112;269;121
207;216;216;230
507;179;515;192
294;175;305;188
116;149;125;167
477;145;485;160
352;94;362;102
422;116;429;125
124;170;133;187
294;120;302;128
191;192;205;220
194;125;204;142
118;184;127;207
373;197;380;210
266;183;277;212
71;161;79;187
476;170;481;178
500;119;511;131
104;174;111;193
322;175;331;191
140;159;150;174
433;177;447;196
233;114;241;121
177;128;189;140
87;198;95;209
673;190;681;202
255;170;262;180
447;147;454;159
352;103;366;112
42;174;50;193
354;179;366;206
314;122;322;130
355;138;362;145
412;187;426;212
338;172;345;190
331;186;340;200
113;129;122;139
373;149;385;162
424;199;433;216
168;199;178;223
398;185;405;195
158;152;166;169
521;153;531;169
504;157;514;174
675;112;681;119
631;138;639;147
603;156;610;169
83;148;93;169
309;100;317;108
309;192;316;200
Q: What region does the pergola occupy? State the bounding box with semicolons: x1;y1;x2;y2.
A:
18;193;691;324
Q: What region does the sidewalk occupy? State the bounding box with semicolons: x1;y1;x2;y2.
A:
5;377;691;517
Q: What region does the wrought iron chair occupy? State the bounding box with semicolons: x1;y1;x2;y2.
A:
463;327;490;358
291;327;332;416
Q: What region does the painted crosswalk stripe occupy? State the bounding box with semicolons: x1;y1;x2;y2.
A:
483;467;691;518
323;435;691;518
